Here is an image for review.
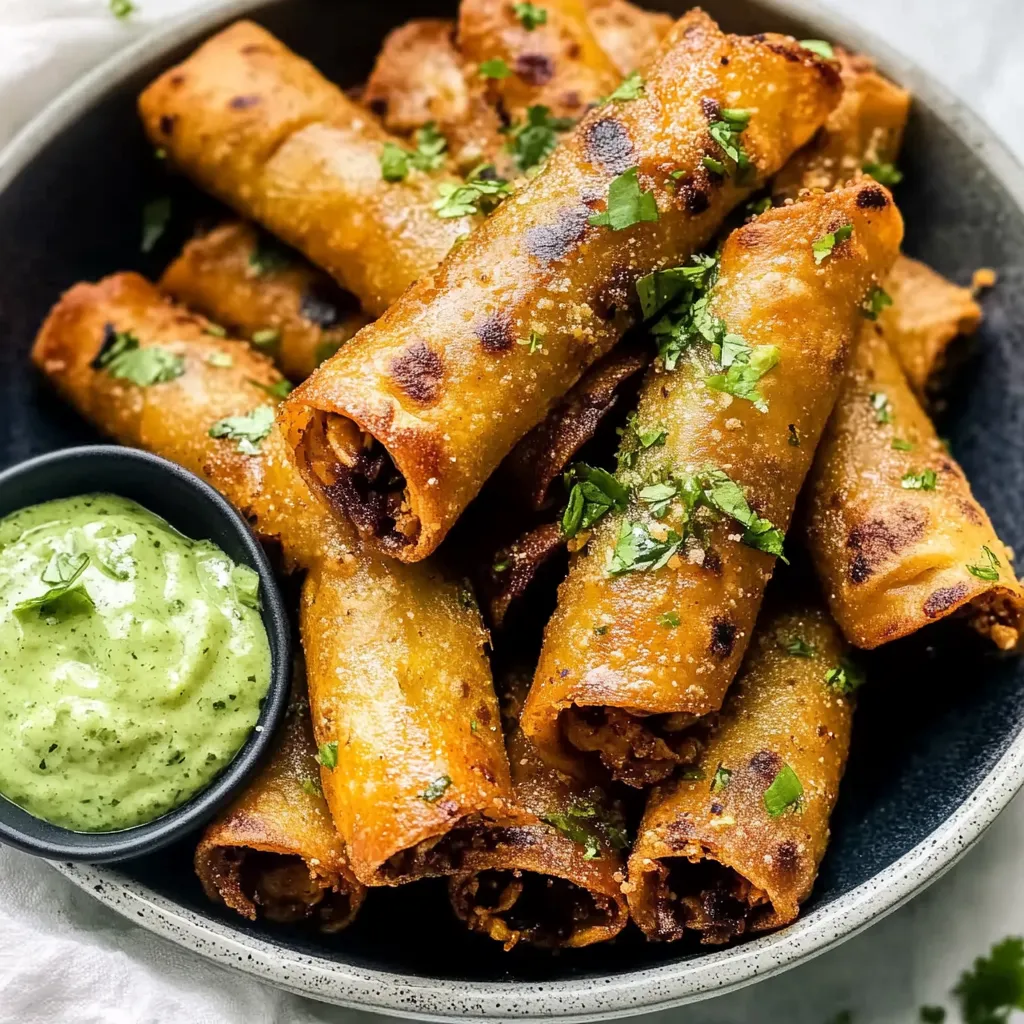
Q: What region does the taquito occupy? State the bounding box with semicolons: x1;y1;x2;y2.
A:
32;273;520;890
457;0;619;122
196;665;366;930
283;11;843;562
138;20;475;318
522;182;903;785
161;221;369;382
805;321;1024;650
447;669;629;949
627;604;853;943
586;0;673;77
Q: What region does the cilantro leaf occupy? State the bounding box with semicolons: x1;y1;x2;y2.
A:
954;936;1024;1024
707;108;753;181
638;477;681;518
825;657;865;695
380;141;411;182
700;467;788;561
657;611;680;628
141;196;171;253
381;123;448;182
434;165;511;218
605;71;644;103
92;327;184;387
300;777;323;797
870;391;893;424
110;0;137;16
617;411;669;469
892;437;914;451
862;285;893;320
518;330;544;354
421;775;452;802
14;552;91;613
967;546;1001;582
505;105;574;173
479;58;511;79
706;343;780;412
208;406;275;455
800;39;835;59
251;328;281;348
561;464;629;538
812;223;853;264
864;161;903;186
588;167;658;230
778;634;815;657
711;764;732;793
606;519;682;575
763;763;803;817
636;255;717;320
513;2;547;29
248;377;294;400
542;796;628;859
901;469;938;491
318;741;338;770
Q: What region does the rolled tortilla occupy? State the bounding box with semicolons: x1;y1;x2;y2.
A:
804;320;1024;650
586;0;673;77
32;272;520;890
283;11;842;562
627;603;853;943
447;669;629;949
160;222;369;382
521;182;903;785
196;665;366;931
457;0;619;122
138;20;475;318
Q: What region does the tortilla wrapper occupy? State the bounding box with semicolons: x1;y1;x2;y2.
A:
805;320;1024;650
772;48;910;202
522;182;903;786
362;18;511;176
586;0;673;77
138;20;475;318
457;0;619;122
627;604;853;943
160;222;369;382
195;667;366;931
447;670;629;949
283;11;842;562
31;271;348;571
875;255;982;397
300;557;520;885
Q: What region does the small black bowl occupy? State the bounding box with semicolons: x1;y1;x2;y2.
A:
0;445;291;862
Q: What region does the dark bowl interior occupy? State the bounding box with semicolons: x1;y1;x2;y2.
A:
1;0;1023;986
0;446;291;862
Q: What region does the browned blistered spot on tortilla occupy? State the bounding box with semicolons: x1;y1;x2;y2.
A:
701;97;721;121
389;340;444;405
515;53;555;85
584;117;634;175
460;681;472;699
762;40;842;89
159;114;176;136
525;204;592;262
709;617;737;658
592;263;636;321
663;816;695;849
169;73;186;88
923;583;970;618
856;184;889;209
476;705;492;727
957;498;984;525
240;43;271;55
229;95;261;109
748;749;784;780
846;505;927;582
475;312;515;353
774;839;799;874
674;175;711;215
703;549;723;576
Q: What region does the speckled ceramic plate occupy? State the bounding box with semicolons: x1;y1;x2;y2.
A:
3;0;1024;1019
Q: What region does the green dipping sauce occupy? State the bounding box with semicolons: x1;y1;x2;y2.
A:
0;493;271;832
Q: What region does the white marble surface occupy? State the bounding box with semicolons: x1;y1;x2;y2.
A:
0;1;1023;1021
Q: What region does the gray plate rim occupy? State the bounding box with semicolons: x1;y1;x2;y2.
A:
3;0;1024;1018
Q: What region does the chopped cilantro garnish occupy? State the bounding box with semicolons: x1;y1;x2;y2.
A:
605;71;645;103
954;936;1024;1024
606;519;682;575
862;285;893;320
542;796;628;859
204;323;227;338
513;2;547;29
638;476;681;518
380;142;411;182
617;410;670;468
248;237;292;276
434;165;511;218
870;391;893;424
421;775;452;802
711;764;732;793
706;342;780;412
318;741;338;770
864;161;903;186
92;327;184;387
763;763;803;817
902;469;938;491
707;108;753;181
967;546;1001;582
207;351;233;368
518;330;544;354
657;611;680;628
251;328;281;348
505;105;574;173
208;406;275;455
778;634;815;657
701;468;787;561
380;123;448;181
636;256;717;320
799;39;834;59
110;0;136;19
248;377;293;400
645;253;720;369
588;167;658;230
594;624;609;635
14;552;91;613
141;196;171;253
300;777;323;797
562;463;629;538
892;437;914;451
746;195;773;216
825;657;865;695
479;58;511;79
492;556;511;573
812;223;853;264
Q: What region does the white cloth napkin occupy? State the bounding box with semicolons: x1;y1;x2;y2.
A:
1;1;1023;1022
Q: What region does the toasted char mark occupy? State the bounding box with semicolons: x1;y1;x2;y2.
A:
700;97;720;121
240;43;270;55
748;749;784;780
663;817;695;850
169;73;186;88
709;617;737;658
229;95;261;109
389;341;444;404
475;313;516;353
856;185;889;209
525;204;592;262
923;583;970;618
585;118;634;175
774;839;799;875
762;40;843;89
592;263;636;321
159;114;176;136
515;53;555;85
846;506;927;583
673;175;711;215
957;498;985;526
